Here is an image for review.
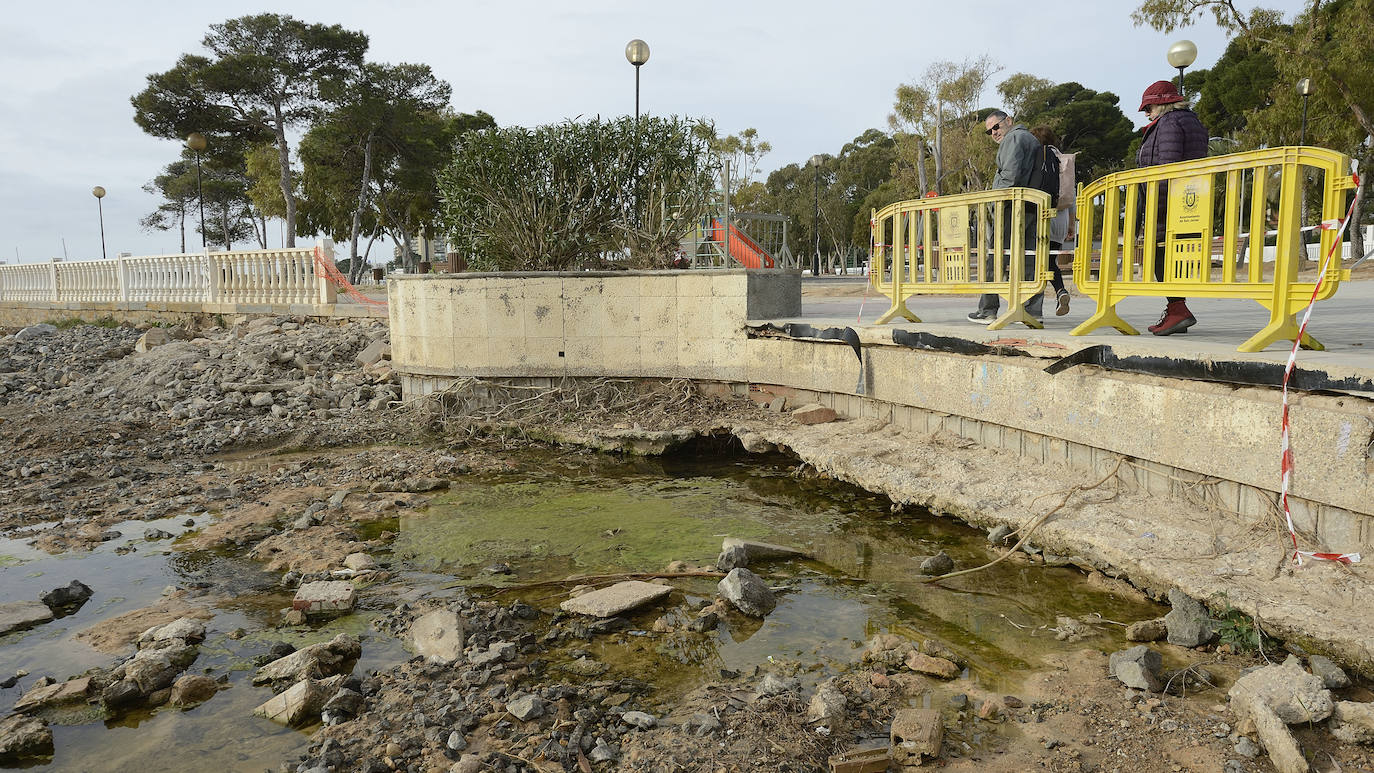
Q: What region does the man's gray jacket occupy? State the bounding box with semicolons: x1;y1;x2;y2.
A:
991;124;1040;189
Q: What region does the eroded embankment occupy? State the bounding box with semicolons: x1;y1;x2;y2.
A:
714;416;1374;677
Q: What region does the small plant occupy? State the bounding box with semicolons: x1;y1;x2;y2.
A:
1212;598;1279;654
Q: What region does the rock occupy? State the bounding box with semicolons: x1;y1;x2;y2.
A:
355;340;390;366
919;639;967;667
621;710;656;729
467;641;516;667
400;477;448;493
13;677;93;712
1235;736;1260;758
1234;696;1310;773
719;537;810;562
292;581;356;616
445;731;467;751
588;739;618;763
806;680;847;725
253;634;360;684
99;680;142;710
559;581;673;618
1125;618;1168;642
249;392;275;408
168;674;219;707
904;651;960;679
451;754;483;773
891;708;943;765
715;544;750;572
792;403;837;424
1164;589;1215;647
736;431;774;453
253;675;346;727
38;580;93;611
321;688;365;725
505;694;544;721
756;673;798;697
987;524;1014;544
1229;661;1332;725
0;713;53;761
1330;701;1374;744
134;329;170;352
919;551;954;575
411;609;465;664
687;611;719;632
718;568;776;618
0;601;55;635
342;552;376;571
15;324;56;342
1308;655;1351;690
123;649;191;695
977;698;1004;721
685;712;722;737
1109;646;1163;692
137;616;206;646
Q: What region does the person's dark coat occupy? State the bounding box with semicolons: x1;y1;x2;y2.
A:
1136;108;1208;167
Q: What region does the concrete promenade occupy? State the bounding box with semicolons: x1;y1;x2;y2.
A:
787;277;1374;388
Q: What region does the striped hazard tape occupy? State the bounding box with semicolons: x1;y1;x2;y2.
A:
312;246;388;312
1279;179;1362;566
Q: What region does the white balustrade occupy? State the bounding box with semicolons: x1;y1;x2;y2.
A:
0;242;336;307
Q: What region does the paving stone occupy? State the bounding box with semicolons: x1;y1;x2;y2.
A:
292;581;356;616
559;581;673;618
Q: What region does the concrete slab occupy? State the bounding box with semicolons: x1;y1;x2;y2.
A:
721;538;811;561
291;581;356;616
559;581;673;618
0;601;55;635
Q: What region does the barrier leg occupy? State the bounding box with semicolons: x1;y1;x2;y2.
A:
1240;300;1323;352
988;297;1042;330
875;299;921;324
1070;303;1139;337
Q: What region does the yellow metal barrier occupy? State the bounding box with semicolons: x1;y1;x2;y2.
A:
869;188;1053;329
1071;146;1357;352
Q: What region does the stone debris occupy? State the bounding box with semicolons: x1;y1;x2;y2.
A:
253;674;348;727
1307;654;1351;689
168;674;220;708
1234;695;1310;773
292;580;357;616
559;581;673;618
1229;659;1332;727
253;634;361;685
903;651;960;680
890;708;942;766
1329;701;1374;744
0;602;54;635
719;537;810;562
0;713;53;762
38;580;93;611
919;550;954;575
14;323;56;342
1125;618;1168;642
1109;645;1164;693
1164;589;1215;647
410;609;465;664
12;676;93;713
137;617;207;647
791;403;838;424
806;679;848;726
505;693;545;721
717;568;776;617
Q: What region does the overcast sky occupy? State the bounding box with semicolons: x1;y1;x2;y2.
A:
0;0;1307;263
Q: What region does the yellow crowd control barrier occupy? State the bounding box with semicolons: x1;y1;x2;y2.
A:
1071;146;1358;352
869;188;1053;329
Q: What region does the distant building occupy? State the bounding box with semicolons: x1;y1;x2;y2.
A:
394;235;448;262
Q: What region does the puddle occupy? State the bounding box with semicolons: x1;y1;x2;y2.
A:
1;446;1165;769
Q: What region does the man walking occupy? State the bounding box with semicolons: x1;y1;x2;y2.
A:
968;110;1045;323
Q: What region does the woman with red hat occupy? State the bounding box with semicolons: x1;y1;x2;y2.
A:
1137;79;1209;335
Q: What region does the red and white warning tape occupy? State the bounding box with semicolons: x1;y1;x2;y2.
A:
1279;184;1362;566
312;246;388;312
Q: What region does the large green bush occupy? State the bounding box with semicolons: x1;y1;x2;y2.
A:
437;116;716;271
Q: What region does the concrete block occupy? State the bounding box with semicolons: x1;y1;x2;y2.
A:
560;581;674;618
890;708;943;765
292;581;356;616
411;609;465;664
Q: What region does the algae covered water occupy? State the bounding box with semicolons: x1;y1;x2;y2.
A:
0;443;1163;770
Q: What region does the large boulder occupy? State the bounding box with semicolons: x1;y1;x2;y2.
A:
718;568;776;618
137;617;206;646
0;714;53;762
1163;589;1215;647
0;602;54;635
168;675;220;708
253;633;360;685
1229;660;1332;725
411;609;465;664
253;675;346;727
39;580;93;611
12;677;93;713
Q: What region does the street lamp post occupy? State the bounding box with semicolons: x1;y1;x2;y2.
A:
809;155;823;277
91;186;107;260
1297;78;1314;145
624;39;650;120
186;132;207;250
1167;40;1198;96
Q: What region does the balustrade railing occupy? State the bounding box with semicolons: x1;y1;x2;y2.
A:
0;241;336;307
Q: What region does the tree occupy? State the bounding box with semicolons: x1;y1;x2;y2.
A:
1007;79;1137;180
140;160;198;253
132;13;368;247
711;127;773;201
1187;36;1283;136
1132;0;1373;256
888;57;1001;197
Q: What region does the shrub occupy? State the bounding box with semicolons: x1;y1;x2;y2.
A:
437;116;716;271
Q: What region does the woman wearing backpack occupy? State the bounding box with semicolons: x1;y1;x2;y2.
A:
1030;127;1075;316
1137;80;1209;335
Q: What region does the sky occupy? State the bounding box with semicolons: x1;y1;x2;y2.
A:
0;0;1310;263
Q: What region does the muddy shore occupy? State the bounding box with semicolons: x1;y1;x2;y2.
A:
1;317;1372;772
